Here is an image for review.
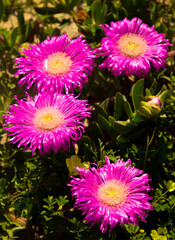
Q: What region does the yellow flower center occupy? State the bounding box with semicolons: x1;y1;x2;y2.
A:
97;179;128;206
118;33;147;58
44;52;72;76
34;107;64;131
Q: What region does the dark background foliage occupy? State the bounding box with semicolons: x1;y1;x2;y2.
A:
0;0;175;239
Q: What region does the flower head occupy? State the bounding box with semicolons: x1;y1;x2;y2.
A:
2;91;91;155
99;17;171;77
69;157;153;233
15;34;96;93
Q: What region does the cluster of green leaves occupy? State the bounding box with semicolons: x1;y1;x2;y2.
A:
0;0;175;239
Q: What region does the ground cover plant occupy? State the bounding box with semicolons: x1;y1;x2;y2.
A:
0;0;175;239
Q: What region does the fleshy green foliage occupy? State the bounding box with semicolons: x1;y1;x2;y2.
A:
95;79;169;143
0;0;175;239
74;0;107;41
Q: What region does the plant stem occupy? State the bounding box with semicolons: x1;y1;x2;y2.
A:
143;128;156;170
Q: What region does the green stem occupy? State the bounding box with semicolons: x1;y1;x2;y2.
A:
143;127;156;170
155;190;169;203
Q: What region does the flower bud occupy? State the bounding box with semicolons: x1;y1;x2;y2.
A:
140;97;162;116
147;97;161;108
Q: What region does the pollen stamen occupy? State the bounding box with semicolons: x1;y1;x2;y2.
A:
34;107;64;131
98;179;128;206
118;33;147;58
44;52;72;76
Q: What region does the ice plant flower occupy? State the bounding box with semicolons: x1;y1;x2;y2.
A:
2;91;91;155
69;157;153;233
15;34;96;92
99;17;171;77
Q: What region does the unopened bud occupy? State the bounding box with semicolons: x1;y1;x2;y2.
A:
140;97;162;117
147;97;161;108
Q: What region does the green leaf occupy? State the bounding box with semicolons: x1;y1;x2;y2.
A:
151;229;167;240
0;0;3;20
57;195;69;206
131;79;144;111
159;90;168;103
164;180;175;192
169;195;175;206
95;104;108;119
100;97;109;111
167;142;173;149
44;196;55;205
17;10;25;39
156;85;167;96
124;223;139;234
11;27;18;48
91;0;107;25
91;122;105;143
150;2;156;20
123;97;134;119
145;88;152;97
132;111;147;122
98;114;115;137
0;178;6;193
0;96;5;110
17;10;25;27
157;23;166;34
43;215;52;221
114;92;124;120
137;108;151;118
91;0;101;24
108;116;116;125
149;81;158;95
117;135;127;143
2;34;10;50
12;226;26;232
114;120;137;133
115;120;137;128
157;227;167;235
66;155;81;176
24;21;32;41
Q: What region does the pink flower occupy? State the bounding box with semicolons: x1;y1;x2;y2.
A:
99;18;171;77
2;91;91;155
69;157;153;233
15;34;96;93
